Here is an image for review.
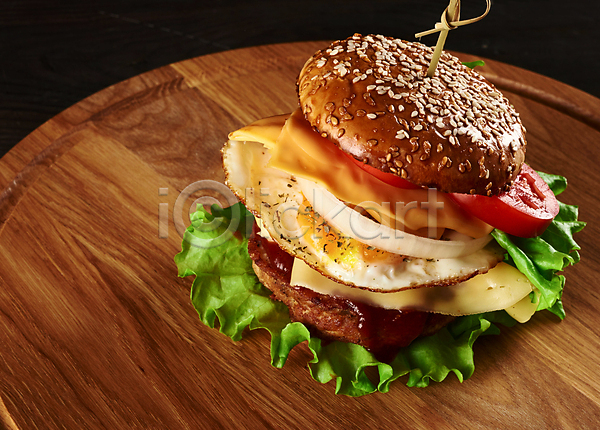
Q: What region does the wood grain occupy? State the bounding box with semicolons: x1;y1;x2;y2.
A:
0;42;599;429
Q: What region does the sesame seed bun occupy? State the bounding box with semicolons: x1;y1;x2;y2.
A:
297;34;527;196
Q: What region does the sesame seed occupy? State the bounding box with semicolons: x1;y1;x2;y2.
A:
409;137;420;152
395;130;408;139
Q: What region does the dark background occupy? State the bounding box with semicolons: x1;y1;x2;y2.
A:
2;0;598;158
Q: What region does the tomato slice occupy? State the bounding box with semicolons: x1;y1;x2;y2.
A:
345;153;421;189
448;164;559;237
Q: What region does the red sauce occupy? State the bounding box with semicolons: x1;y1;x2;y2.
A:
251;221;436;362
251;223;294;281
348;301;428;362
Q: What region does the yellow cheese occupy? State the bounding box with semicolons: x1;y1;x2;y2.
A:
290;258;536;320
229;109;493;238
505;292;539;323
229;114;289;150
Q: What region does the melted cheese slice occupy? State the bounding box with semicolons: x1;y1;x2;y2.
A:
230;110;493;238
291;258;538;322
229;114;287;150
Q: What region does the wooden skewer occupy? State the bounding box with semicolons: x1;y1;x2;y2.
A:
415;0;491;77
427;0;461;77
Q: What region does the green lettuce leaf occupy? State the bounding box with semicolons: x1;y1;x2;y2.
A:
462;60;485;69
174;203;290;343
491;173;586;319
175;204;519;395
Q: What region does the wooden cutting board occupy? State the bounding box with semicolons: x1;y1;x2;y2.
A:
1;41;599;429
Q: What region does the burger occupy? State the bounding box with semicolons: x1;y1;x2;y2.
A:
175;34;585;395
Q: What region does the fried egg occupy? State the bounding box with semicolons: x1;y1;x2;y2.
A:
223;138;503;292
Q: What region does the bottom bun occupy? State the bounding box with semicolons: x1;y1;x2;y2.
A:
247;226;454;362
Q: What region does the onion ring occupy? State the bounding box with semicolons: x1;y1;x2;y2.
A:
297;177;492;259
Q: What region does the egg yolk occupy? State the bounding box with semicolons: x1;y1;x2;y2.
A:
296;198;396;268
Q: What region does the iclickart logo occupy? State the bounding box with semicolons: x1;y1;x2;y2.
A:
159;181;444;248
158;180;238;247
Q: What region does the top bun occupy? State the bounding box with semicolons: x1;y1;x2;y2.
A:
297;34;526;196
